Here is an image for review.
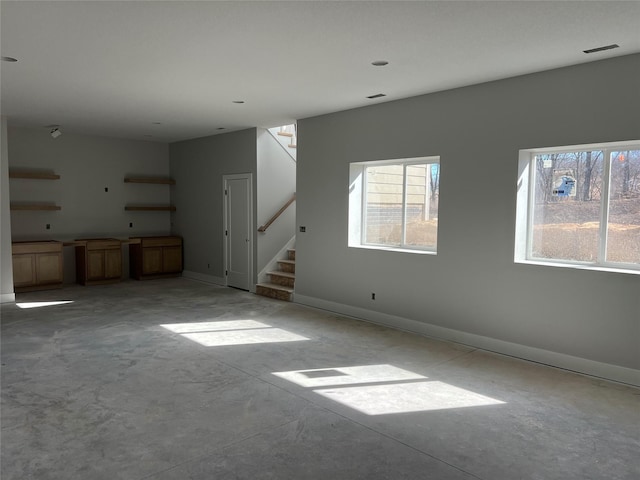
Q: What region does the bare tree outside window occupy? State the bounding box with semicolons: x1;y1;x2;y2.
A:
607;150;640;264
529;146;640;267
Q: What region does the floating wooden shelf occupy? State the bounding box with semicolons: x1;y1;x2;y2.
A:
9;171;60;180
124;177;175;185
11;204;61;211
124;205;176;212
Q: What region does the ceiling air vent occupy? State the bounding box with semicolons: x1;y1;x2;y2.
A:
583;44;619;54
367;93;386;99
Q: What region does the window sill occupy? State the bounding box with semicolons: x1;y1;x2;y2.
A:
349;244;437;255
515;259;640;276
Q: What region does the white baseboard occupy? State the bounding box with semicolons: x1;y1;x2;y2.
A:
182;270;226;286
1;292;15;304
294;294;640;387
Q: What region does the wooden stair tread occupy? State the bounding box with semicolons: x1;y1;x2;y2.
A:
277;259;295;265
277;132;294;137
257;282;294;293
268;271;295;279
288;144;297;148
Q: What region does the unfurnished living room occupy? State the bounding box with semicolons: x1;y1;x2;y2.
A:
1;2;639;480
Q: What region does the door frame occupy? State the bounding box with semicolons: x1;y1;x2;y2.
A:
222;173;254;292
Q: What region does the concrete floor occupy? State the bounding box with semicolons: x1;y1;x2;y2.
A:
1;278;638;480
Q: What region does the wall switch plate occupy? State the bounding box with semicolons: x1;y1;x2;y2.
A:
300;226;306;232
105;187;109;192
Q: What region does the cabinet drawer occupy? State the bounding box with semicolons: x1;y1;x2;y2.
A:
13;241;62;255
84;239;121;250
140;236;182;248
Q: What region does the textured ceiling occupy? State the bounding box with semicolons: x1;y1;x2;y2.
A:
1;1;638;142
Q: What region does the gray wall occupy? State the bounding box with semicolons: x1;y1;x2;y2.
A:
1;117;14;302
169;128;257;283
296;54;640;382
7;127;171;282
257;128;296;274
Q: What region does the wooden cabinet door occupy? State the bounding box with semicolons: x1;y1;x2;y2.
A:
36;253;63;285
104;249;122;279
142;247;162;275
13;254;36;287
162;246;182;273
87;251;105;280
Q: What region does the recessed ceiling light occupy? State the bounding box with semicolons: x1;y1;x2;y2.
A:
1;56;18;62
371;60;389;66
583;44;619;54
367;93;386;99
232;100;245;104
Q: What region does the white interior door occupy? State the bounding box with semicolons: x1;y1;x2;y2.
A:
224;174;252;291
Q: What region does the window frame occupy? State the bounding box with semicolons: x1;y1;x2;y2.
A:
515;140;640;274
349;156;440;254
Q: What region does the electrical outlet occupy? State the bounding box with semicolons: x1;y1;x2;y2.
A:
46;224;51;230
207;263;210;269
129;222;133;228
371;293;376;300
299;226;306;232
104;187;109;192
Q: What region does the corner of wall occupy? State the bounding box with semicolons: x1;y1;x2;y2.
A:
0;116;15;301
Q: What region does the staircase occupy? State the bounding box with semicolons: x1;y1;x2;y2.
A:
278;130;297;149
256;248;296;301
268;125;297;160
257;124;297;302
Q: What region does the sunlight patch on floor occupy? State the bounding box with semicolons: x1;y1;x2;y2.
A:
273;364;505;415
273;364;426;387
316;380;505;415
16;301;74;309
160;320;309;347
161;320;271;333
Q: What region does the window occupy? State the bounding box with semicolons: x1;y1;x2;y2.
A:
515;141;640;272
349;157;440;253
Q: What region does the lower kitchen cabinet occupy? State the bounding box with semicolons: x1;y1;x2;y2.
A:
75;238;122;285
129;236;183;280
12;241;64;293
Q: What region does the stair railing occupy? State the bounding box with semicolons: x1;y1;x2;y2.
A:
258;193;296;232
